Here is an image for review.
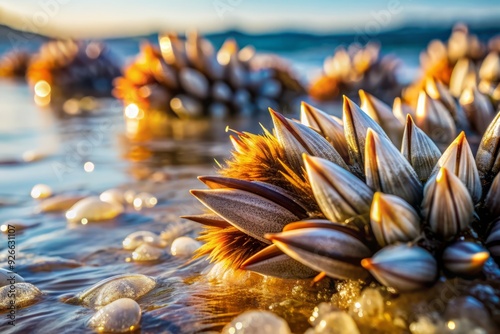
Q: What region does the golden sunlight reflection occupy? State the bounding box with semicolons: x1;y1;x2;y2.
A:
34;80;51;97
125;103;142;119
84;161;95;172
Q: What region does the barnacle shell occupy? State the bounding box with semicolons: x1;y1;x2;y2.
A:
370;192;421;247
442;241;489;275
267;221;372;280
422;167;474;240
401;114;441;182
430;132;482;203
304;154;373;224
361;244;437;291
365;128;423;206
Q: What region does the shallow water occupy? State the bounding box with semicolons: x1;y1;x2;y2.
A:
0;31;498;333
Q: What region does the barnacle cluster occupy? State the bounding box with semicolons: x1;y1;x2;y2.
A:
186;85;500;296
26;40;121;107
113;32;304;139
404;24;500;112
309;43;401;103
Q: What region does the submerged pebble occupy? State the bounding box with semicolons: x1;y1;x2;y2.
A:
66;274;155;308
31;184;52;199
350;288;384;319
132;244;164;262
305;311;360;334
221;310;291;334
0;283;42;310
100;188;126;206
170;236;201;257
39;194;86;212
123;231;166;250
87;298;141;333
66;196;124;224
0;268;24;287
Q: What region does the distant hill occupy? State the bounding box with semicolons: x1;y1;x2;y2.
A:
0;21;498;55
0;24;47;51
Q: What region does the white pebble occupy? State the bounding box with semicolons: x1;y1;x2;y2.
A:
67;274;155;308
132;244;164;262
66;196;123;224
87;298;141;333
31;184;52;199
309;302;337;326
0;268;24;287
39;194;86;212
0;283;42;310
100;189;125;206
350;288;384;318
410;316;438;334
123;231;166;250
313;311;360;334
170;236;201;257
221;310;291;334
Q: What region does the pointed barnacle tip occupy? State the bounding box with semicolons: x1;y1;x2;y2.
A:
456;131;466;143
436;167;448;183
359;89;368;100
189;189;204;198
405;113;414;124
371;192;384;221
361;258;374;270
472;251;490;265
264;232;277;241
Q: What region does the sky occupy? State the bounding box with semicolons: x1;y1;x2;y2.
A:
0;0;499;38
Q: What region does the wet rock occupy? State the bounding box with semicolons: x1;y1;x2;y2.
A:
309;302;339;326
65;274;155;308
31;184;52;199
39;194;86;212
100;188;126;206
350;288;384;319
132;244;164;262
170;236;201;257
123;231;166;250
87;298;141;333
0;283;42;310
308;311;360;334
66;196;123;224
221;310;291;334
